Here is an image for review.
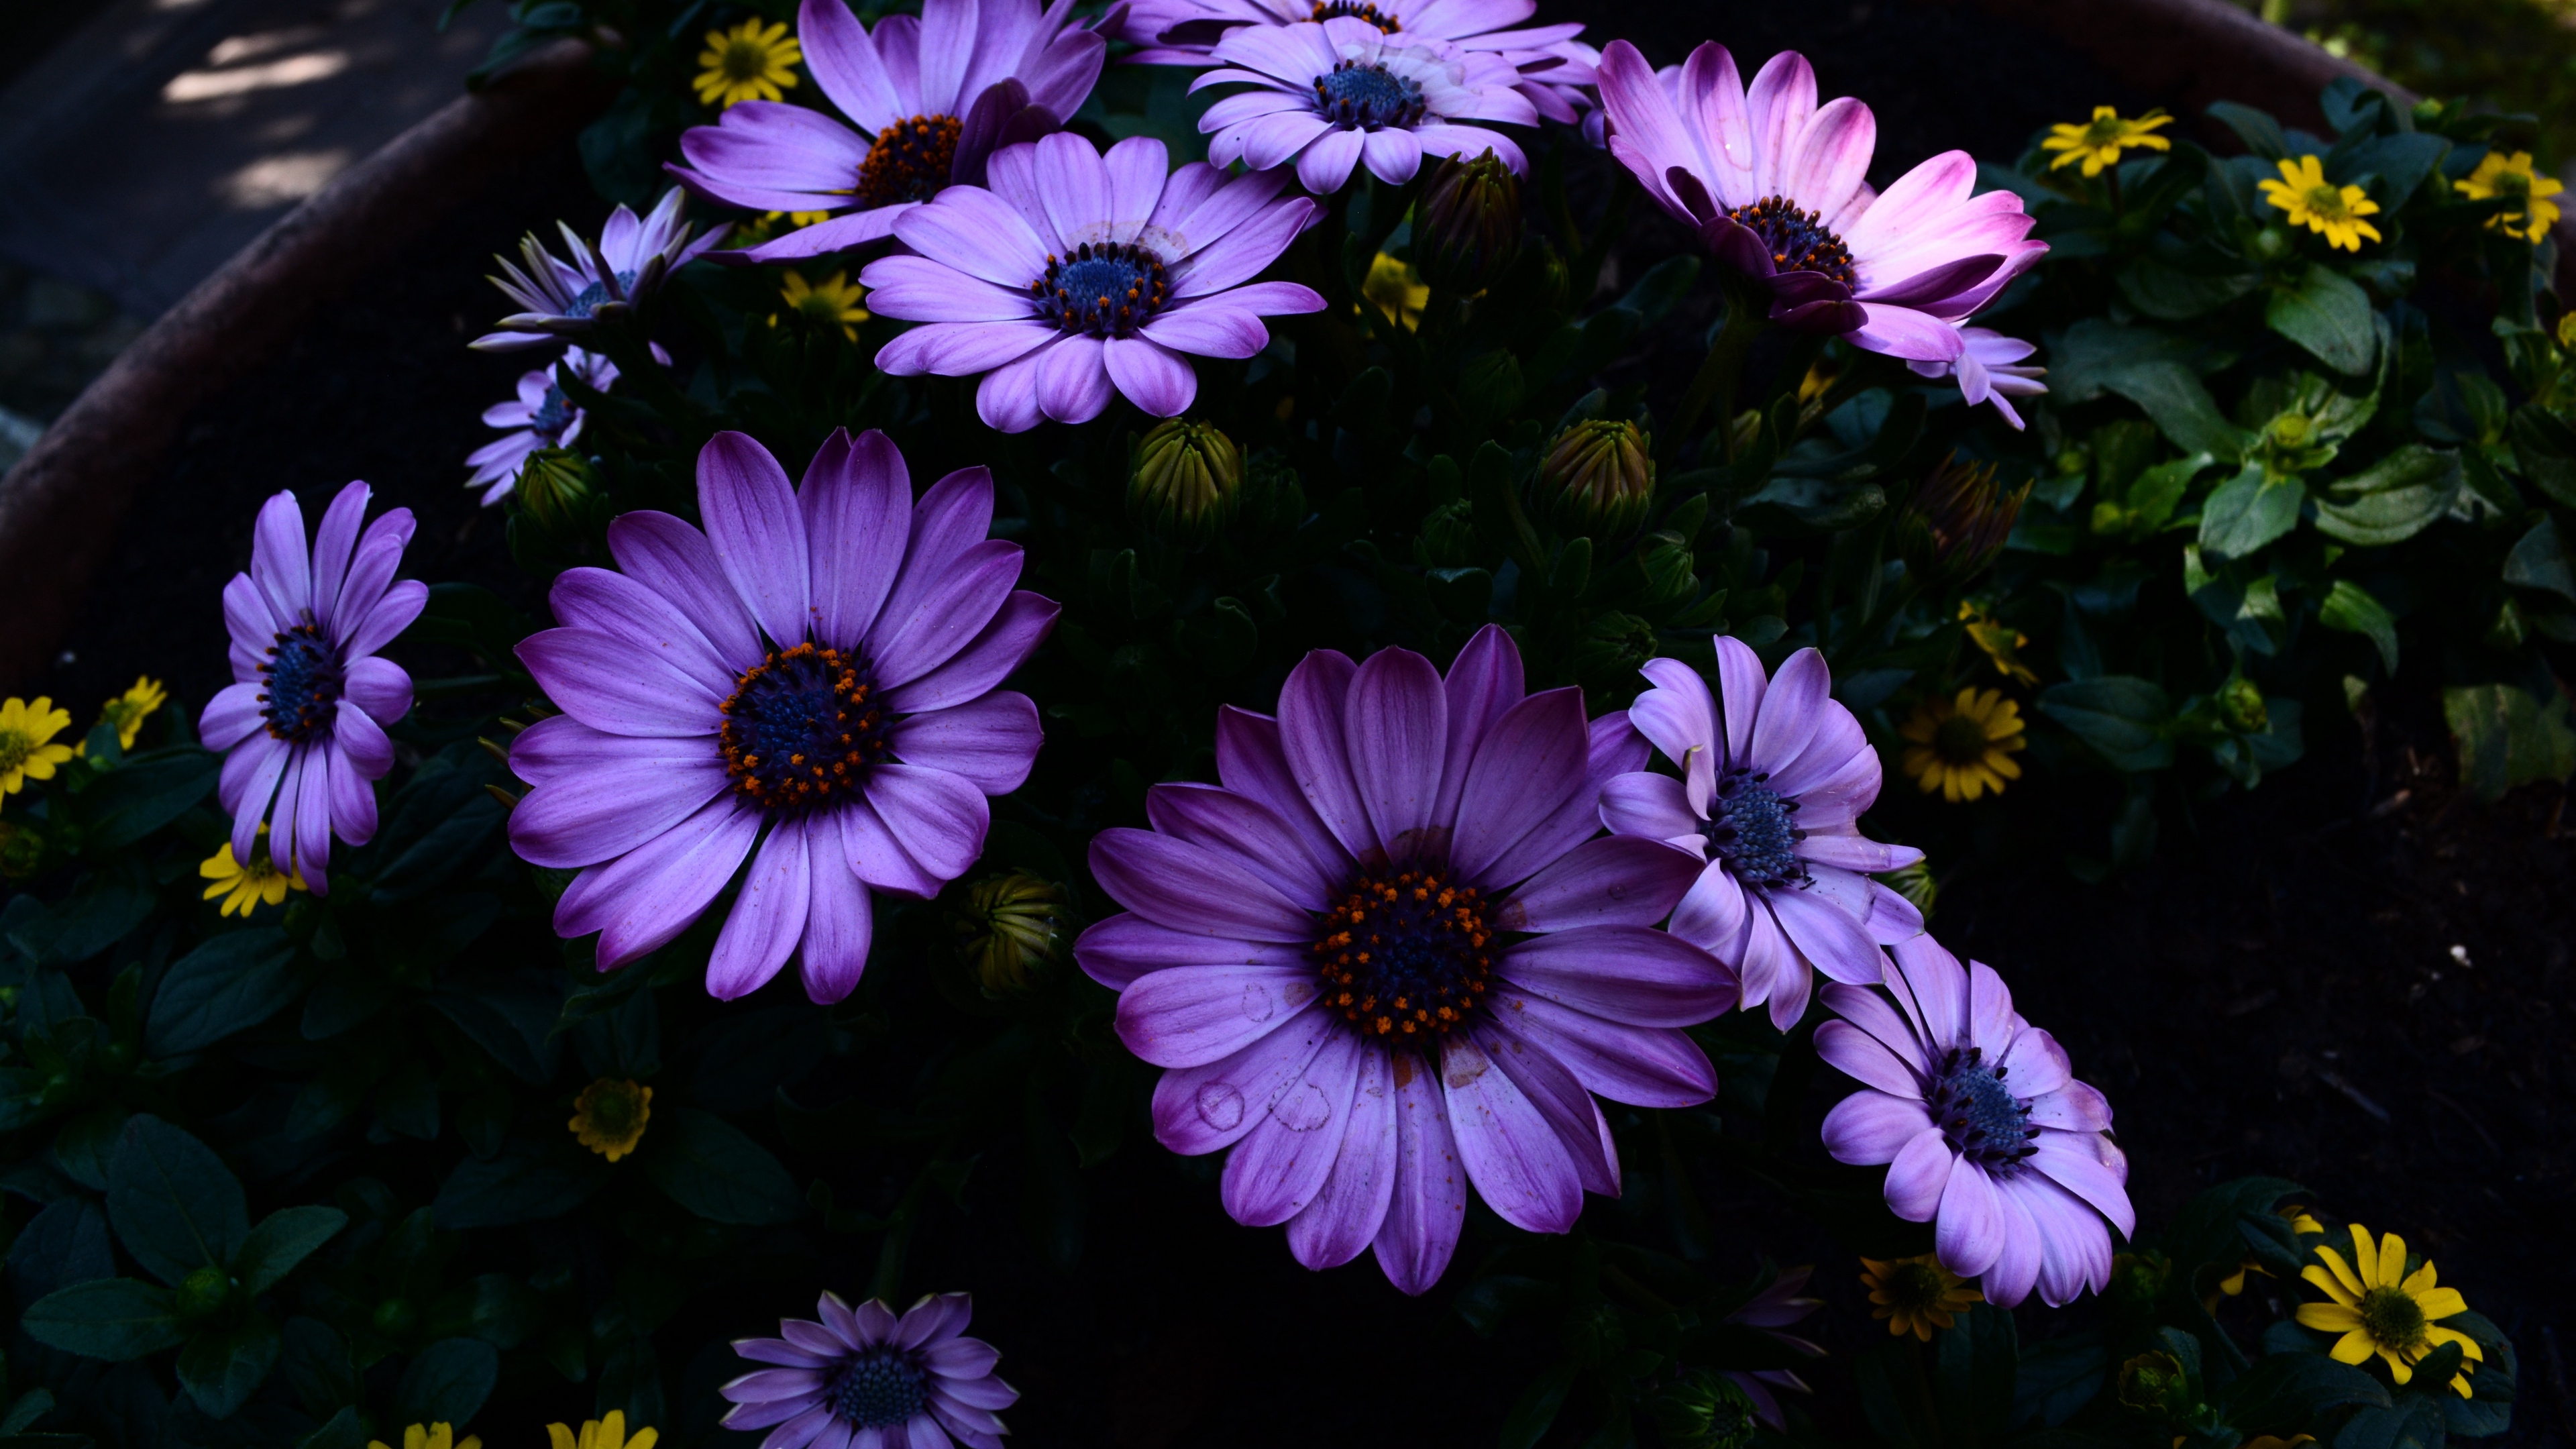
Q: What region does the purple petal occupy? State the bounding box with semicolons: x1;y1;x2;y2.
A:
342;656;411;724
1850;302;1967;362
1115;962;1320;1068
804;429;914;650
1668;865;1750;958
249;490;311;627
885;692;1042;796
875;320;1059;378
1815;1019;1923;1100
1102;335;1197;415
546;566;737;692
518;627;719;738
891;185;1051;288
307;482;371;635
1783;95;1874;221
606;511;764;669
1073;912;1309;990
1447;687;1589;890
1489;989;1716;1107
1361;126;1421;183
799;842;874;1004
1766;883;1887;986
202;682;264;752
1034;333;1115;423
1373;1050;1467;1294
862;763;989;886
341;578;427;661
708;818;814;1000
1214;706;1349;875
1982;1182;2045;1309
556;796;761;969
2029;1135;2136;1235
1145;782;1340;909
1936;1158;2006;1277
1881;1126;1955;1222
1344;646;1447;858
1474;1016;1618;1196
1286;1041;1397;1268
1496;924;1735;1027
1498;835;1700;932
1439;1031;1583;1234
871;543;1024;690
1222;1028;1364;1225
1743;50;1816;199
698;431;814;648
1085;827;1313;941
799;0;902;127
508;729;728;869
1148;1004;1334;1154
1819;1085;1933;1163
1599;769;1700;843
882;590;1059;715
1430;625;1524;829
1277;649;1376;862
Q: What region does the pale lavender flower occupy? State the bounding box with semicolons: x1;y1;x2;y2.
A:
1819;935;2134;1307
1909;326;2047;430
472;189;727;352
465;347;615;506
1195;19;1538;192
1116;0;1584;123
720;1291;1015;1449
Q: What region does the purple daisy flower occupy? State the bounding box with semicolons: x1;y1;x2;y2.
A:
668;0;1108;264
506;429;1058;1002
199;482;426;894
1195;19;1539;193
1909;325;2047;431
1073;625;1733;1295
857;133;1325;431
1600;639;1925;1031
472;189;727;352
720;1291;1016;1449
1723;1265;1825;1429
465;347;614;506
1595;42;2045;369
1818;934;2134;1307
1116;0;1582;124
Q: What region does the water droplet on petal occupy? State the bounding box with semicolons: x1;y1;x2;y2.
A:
1242;981;1273;1022
1195;1081;1245;1131
1275;1080;1331;1132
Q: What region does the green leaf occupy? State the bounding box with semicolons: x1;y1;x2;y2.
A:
431;1134;608;1230
2320;580;2401;673
2106;361;2248;462
2207;102;2290;159
429;975;562;1085
77;749;218;853
394;1339;498;1430
1497;1362;1576;1449
2199;464;2305;559
106;1116;248;1287
297;1405;369;1449
21;1279;186;1360
2218;1351;2390;1433
279;1317;358;1417
175;1313;280;1419
2314;445;2461;546
232;1207;347;1297
2267;263;2378;375
2505;516;2576;602
12;863;156;966
2039;677;2176;771
145;929;299;1057
2511;407;2576;508
1935;1305;2019;1446
2127;454;2213;531
2117;256;2257;321
2444;680;2576;802
643;1109;802;1226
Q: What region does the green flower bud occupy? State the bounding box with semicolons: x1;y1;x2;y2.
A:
953;873;1070;997
1650;1368;1759;1449
516;447;598;538
1417;498;1480;569
1578;612;1659;690
1543;419;1654;539
1416;150;1522;294
2219;676;2268;733
372;1296;418;1337
1875;857;1937;920
1894;453;2029;591
175;1265;236;1323
1128;419;1242;547
2251;224;2292;261
2116;1350;2193;1417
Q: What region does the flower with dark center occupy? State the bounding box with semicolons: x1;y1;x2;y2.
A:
203;482;425;895
721;1291;1016;1448
1898;688;2025;803
1861;1254;1983;1340
2455;148;2565;243
1819;935;2134;1307
2040;106;2172;178
0;695;71;808
1602;641;1924;1030
1077;625;1729;1294
474;189;724;350
568;1077;653;1161
669;0;1110;264
466;347;628;506
696;17;802;108
2296;1224;2485;1396
1194;19;1538;194
1597;42;2044;368
509;429;1059;1003
861;133;1324;431
1311;0;1396;29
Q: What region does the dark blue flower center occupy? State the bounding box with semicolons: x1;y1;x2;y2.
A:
1031;241;1170;339
1725;195;1858;288
531;385;576;440
1925;1044;2037;1173
859;113;963;207
1309;0;1399;30
830;1349;929;1428
717;643;894;814
566;270;639;319
1313;862;1493;1040
258;624;342;744
1312;60;1426;129
1707;770;1805;888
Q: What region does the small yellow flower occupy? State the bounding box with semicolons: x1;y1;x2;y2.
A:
1797;360;1836;406
1958;601;2037;687
548;1413;658;1449
1362;252;1428;331
1899;688;2027;802
696;19;802;108
1862;1254;1983;1340
93;676;167;752
2559;312;2576;352
201;826;309;918
370;1426;482;1449
570;1078;654;1161
776;270;870;341
2259;154;2382;252
2454;150;2565;244
2042;107;2174;178
2296;1223;2483;1397
0;696;75;808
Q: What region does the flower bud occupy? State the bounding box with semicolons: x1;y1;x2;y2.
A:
1542;419;1654;539
2117;1350;2194;1417
1458;350;1523;427
1894;453;2029;591
1649;1368;1758;1449
1416;150;1522;294
1128;419;1242;547
1416;498;1479;569
953;873;1070;997
175;1265;236;1323
1875;857;1937;920
516;447;598;538
2218;676;2268;733
1578;612;1659;690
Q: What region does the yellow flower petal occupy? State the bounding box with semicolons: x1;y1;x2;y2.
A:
2312;1246;2365;1301
2344;1226;2379;1286
2328;1328;2376;1365
2298;1301;2362;1332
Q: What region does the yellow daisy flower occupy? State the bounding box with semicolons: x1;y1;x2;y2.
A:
776;270;870;341
0;695;75;808
1958;601;2038;686
1898;688;2027;802
1362;252;1428;331
2042;107;2174;178
2296;1223;2483;1397
370;1426;481;1449
570;1078;654;1161
201;826;309;918
94;676;167;752
696;19;802;109
548;1413;657;1449
1862;1254;1983;1340
2258;155;2382;252
2454;150;2565;244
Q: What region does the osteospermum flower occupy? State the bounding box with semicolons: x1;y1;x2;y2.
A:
720;1291;1016;1448
859;133;1326;430
200;827;308;918
776;271;871;341
1819;936;2135;1307
507;430;1058;1001
0;696;74;806
698;18;803;108
1116;0;1587;124
201;482;425;894
1195;19;1538;192
2454;149;2565;243
1909;325;2047;430
1898;688;2025;802
668;0;1108;264
2298;1224;2483;1396
1724;1265;1826;1427
570;1077;653;1161
1075;625;1731;1294
2259;154;2381;252
466;347;619;506
1599;640;1925;1030
2041;107;2172;178
472;189;727;351
1596;42;2045;369
1861;1253;1982;1339
369;1427;478;1449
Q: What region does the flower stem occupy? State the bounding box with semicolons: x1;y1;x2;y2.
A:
1665;278;1766;464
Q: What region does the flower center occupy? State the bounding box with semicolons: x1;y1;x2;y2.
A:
1312;863;1493;1040
830;1350;930;1428
568;272;638;319
1706;771;1805;888
259;624;343;744
586;1085;641;1136
1723;195;1857;288
2304;185;2353;220
2496;171;2533;201
722;37;772;80
1310;0;1399;30
1031;241;1171;339
717;643;894;813
1925;1044;2037;1173
1311;60;1426;130
531;385;576;440
2359;1285;2428;1352
857;114;963;208
1933;714;1992;764
0;729;32;775
1887;1260;1950;1311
